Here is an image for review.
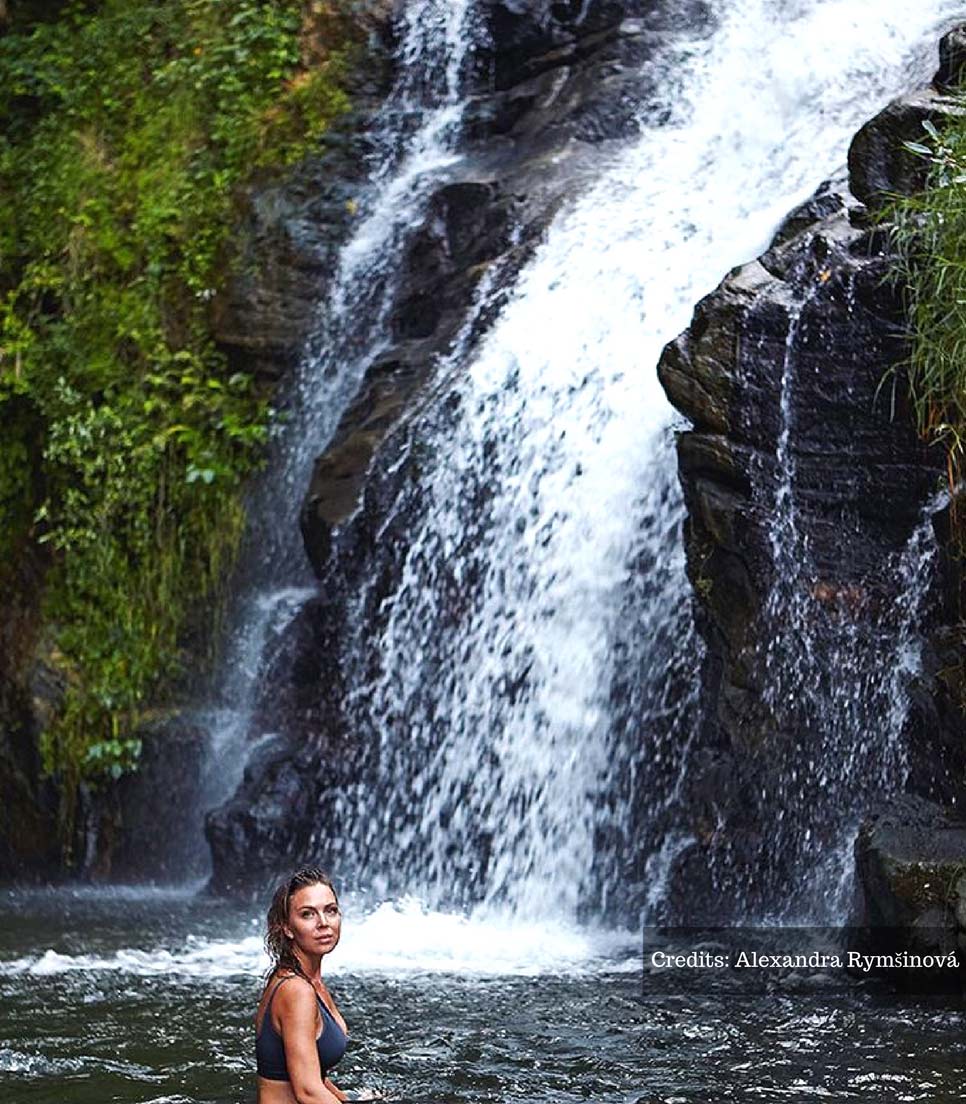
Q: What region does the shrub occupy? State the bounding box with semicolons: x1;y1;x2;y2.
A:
0;0;351;822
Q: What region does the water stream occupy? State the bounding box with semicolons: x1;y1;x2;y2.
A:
190;0;484;852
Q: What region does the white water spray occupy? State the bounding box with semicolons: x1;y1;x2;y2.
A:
327;0;965;923
194;2;483;852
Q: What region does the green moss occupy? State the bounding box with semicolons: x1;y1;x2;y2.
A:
0;0;353;812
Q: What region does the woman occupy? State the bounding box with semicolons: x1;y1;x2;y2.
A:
256;867;380;1104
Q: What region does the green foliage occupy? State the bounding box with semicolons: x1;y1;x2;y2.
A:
890;110;966;483
0;392;42;567
0;0;352;800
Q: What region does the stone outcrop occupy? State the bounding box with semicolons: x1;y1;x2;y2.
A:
855;794;966;935
852;794;966;989
299;177;517;574
210;9;396;385
659;179;937;739
655;30;966;916
205;593;366;894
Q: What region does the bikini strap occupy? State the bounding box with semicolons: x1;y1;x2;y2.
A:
265;974;294;1011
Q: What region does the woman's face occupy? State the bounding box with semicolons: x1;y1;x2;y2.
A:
284;882;342;958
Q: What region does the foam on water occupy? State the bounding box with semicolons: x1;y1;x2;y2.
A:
0;901;640;980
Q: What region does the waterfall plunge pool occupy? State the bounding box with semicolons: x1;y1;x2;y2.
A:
1;887;964;1103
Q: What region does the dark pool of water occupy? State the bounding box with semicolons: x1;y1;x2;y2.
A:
1;888;965;1103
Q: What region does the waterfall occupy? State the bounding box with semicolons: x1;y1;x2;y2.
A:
313;0;965;924
196;0;966;928
192;1;483;864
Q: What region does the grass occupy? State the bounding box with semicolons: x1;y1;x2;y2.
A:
889;113;966;492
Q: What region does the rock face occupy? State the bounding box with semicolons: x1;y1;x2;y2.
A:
853;793;966;988
655;33;966;917
299;0;714;569
210;9;396;386
660;182;933;736
855;794;966;935
205;594;367;894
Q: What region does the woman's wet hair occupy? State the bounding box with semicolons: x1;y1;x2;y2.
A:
265;866;338;979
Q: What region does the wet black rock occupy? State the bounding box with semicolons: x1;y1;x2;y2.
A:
210;11;396;385
659;175;937;700
206;736;317;897
848;88;966;211
657;40;966;917
847;799;966;989
852;794;966;988
204;593;374;895
300;178;515;575
855;794;966;932
848;27;966;210
934;24;966;92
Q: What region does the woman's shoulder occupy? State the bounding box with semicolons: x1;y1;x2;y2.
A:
269;972;318;1008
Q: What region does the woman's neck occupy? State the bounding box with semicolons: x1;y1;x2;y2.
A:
292;947;322;982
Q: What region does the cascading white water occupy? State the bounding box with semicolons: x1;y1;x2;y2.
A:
324;0;966;924
193;2;484;825
259;0;481;558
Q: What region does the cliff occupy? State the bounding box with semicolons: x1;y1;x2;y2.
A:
656;28;966;916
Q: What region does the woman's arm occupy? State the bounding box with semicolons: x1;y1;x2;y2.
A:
324;1078;347;1102
276;981;343;1104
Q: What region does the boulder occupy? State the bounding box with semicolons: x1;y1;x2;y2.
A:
855;794;966;932
934;24;966;92
852;794;966;989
